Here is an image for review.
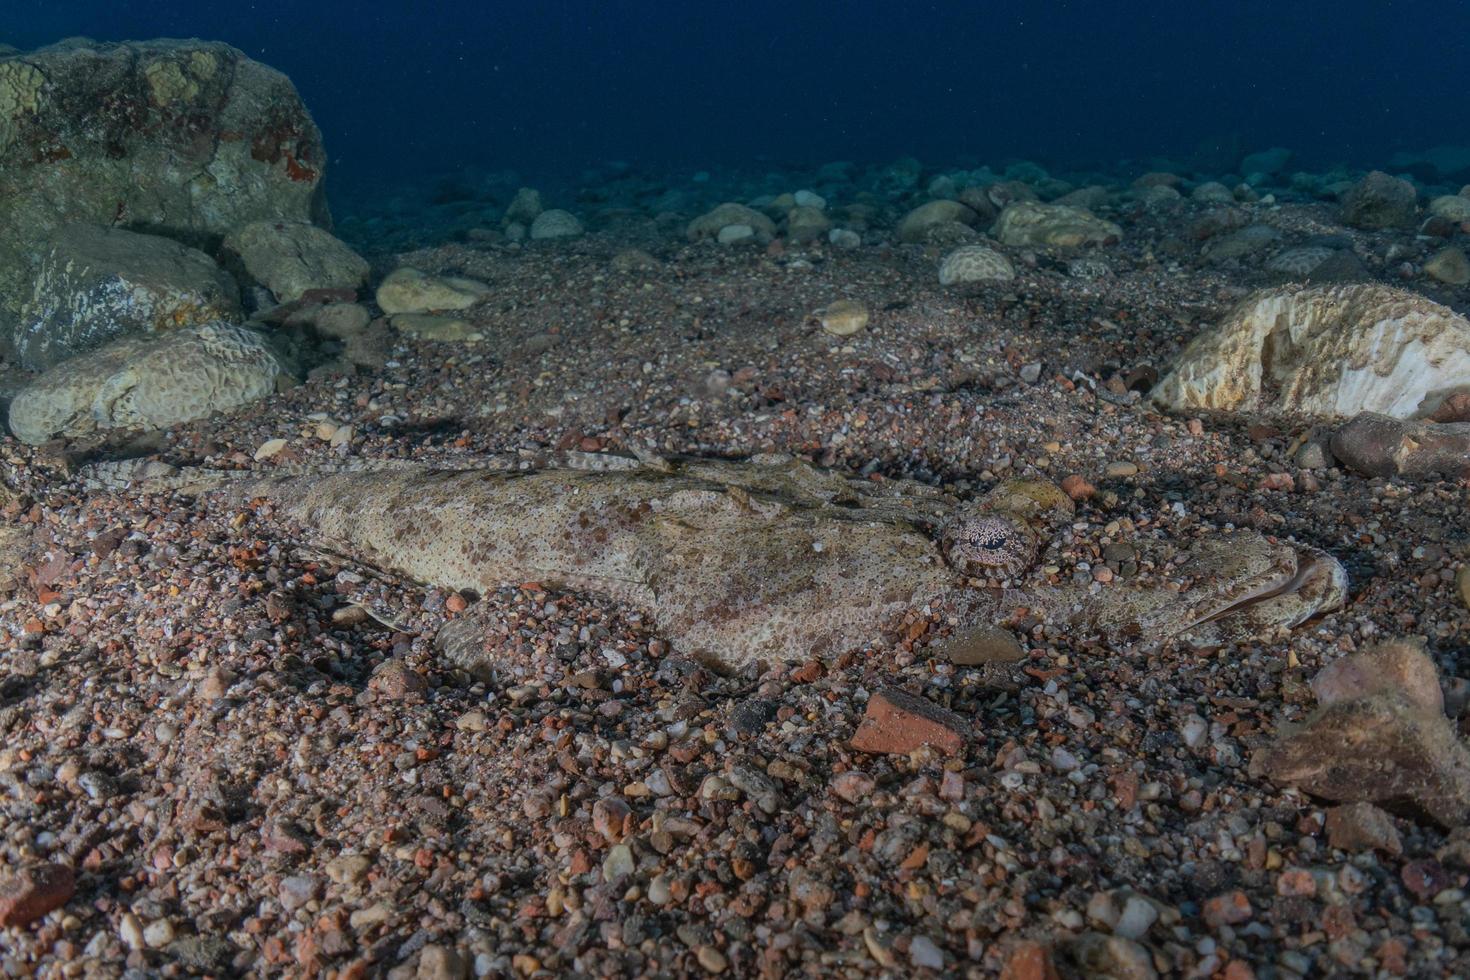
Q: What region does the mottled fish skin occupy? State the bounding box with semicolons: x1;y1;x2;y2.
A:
268;460;961;668
92;454;1348;669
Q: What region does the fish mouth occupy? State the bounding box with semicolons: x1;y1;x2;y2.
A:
1180;545;1349;641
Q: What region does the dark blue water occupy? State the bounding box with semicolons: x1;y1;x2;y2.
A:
10;0;1470;191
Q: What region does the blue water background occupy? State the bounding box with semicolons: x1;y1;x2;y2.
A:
8;0;1470;191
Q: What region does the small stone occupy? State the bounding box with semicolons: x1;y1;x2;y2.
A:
1425;248;1470;286
143;918;175;949
1000;940;1060;980
454;710;488;732
325;854;372;885
592;796;632;843
830;770;876;803
1060;474;1095;501
1325;802;1403;856
368;659;428;700
1104;461;1138;478
850;687;967;756
829;228;861;248
0;863;75;927
253;438;288;461
279;874;320;911
1201;890;1252;928
416;944;469;980
1111;899;1158;940
376;267;489;314
696;945;728;973
119;911;146;950
1070;933;1158;980
909;935;945;969
1457;565;1470;609
716;224;755;245
937;624;1025;665
816;299;869;337
602;843;635;882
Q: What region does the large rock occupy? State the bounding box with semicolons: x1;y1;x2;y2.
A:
1250;641;1470;828
13;223;240;370
0;39;329;342
9;321;284;443
686;203;777;242
1152;285;1470;418
896;200;978;243
221;220;368;304
1330;413;1470;479
992;202;1121;247
1339;171;1418;229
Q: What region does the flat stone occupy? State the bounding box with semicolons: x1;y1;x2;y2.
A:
0;862;75;926
850;687;968;756
376;268;490;315
222;220;369;304
937;624;1026;666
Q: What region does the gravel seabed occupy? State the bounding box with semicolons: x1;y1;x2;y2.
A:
1;196;1468;978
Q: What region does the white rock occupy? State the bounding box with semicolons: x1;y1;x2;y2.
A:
793;189;826;210
828;228;861;248
1152;284;1470;418
716;224;755;245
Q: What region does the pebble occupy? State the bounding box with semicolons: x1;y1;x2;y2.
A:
1325;802;1403;856
816;299;869;337
1104;461;1139;478
695;945;728;973
937;624;1025;665
0;863;74;927
253;437;288;461
602;844;636;882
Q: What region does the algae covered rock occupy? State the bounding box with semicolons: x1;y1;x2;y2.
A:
1339;171;1418;229
529;209;584;240
896;200;978;243
9;321;284;443
13;224;240;370
993;202;1121;247
686;203;777;242
375;268;490;314
0;39;329;343
1152;284;1470;418
221;220;368;303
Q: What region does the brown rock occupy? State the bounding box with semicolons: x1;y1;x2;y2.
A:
1068;933;1158;980
0;862;75;927
1000;941;1060;980
1060;474;1096;501
1250;690;1470;828
368;658;428;700
850;687;968;756
1330;413;1470;479
1310;639;1446;715
1324;802;1403;856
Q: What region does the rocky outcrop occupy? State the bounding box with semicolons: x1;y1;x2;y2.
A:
992;202;1121;248
0;38;329;344
1152;285;1470;418
9;321;284;443
13;223;240;370
222;220;368;304
686;203;777;243
1339;171;1418;229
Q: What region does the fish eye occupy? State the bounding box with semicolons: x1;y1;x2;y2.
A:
974;530;1009;551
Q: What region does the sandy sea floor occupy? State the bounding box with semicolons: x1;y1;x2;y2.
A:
0;192;1468;978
